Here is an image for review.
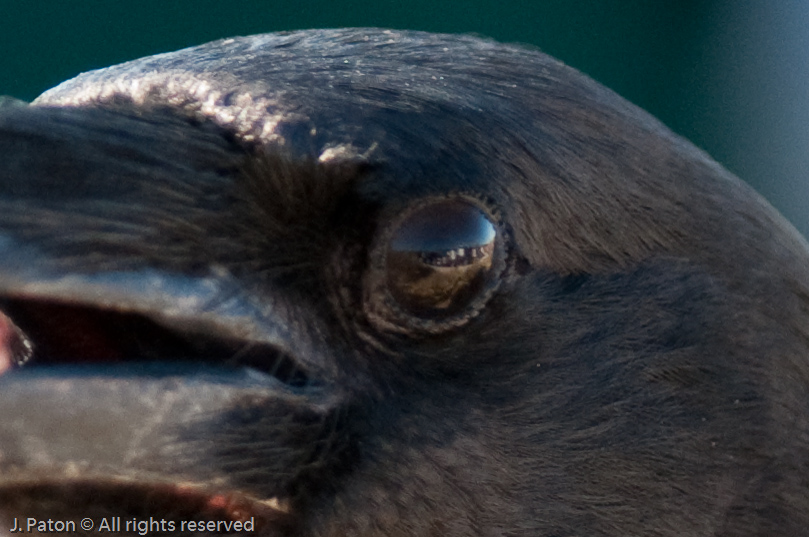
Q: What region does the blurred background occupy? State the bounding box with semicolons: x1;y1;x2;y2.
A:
2;1;807;237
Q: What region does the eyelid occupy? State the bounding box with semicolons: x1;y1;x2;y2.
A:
390;201;497;252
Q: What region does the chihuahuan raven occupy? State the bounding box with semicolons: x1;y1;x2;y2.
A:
0;28;807;536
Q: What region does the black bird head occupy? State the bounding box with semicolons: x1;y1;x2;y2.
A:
0;29;808;536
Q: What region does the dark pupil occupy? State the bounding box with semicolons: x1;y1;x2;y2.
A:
387;200;497;317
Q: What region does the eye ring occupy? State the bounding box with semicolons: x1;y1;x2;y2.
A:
363;195;507;335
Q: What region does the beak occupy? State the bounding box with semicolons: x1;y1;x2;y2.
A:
0;99;333;524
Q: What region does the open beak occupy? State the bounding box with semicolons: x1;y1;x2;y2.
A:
0;98;335;531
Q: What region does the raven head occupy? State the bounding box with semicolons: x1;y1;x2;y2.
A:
0;29;808;536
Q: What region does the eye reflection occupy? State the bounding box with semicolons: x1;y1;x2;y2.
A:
387;200;498;317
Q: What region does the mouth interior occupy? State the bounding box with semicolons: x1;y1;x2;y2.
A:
0;479;291;529
0;298;309;386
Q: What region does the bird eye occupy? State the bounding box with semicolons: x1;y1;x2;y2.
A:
386;200;499;318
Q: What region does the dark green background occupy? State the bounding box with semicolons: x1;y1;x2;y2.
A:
3;1;808;237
